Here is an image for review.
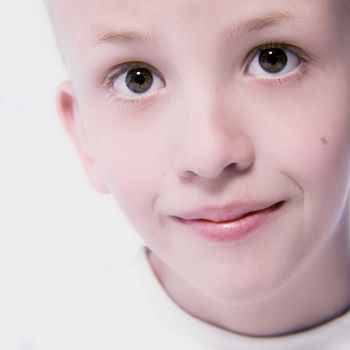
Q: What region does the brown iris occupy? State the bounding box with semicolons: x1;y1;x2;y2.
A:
259;48;288;73
125;68;154;93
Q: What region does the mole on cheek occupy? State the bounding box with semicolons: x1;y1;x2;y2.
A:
321;137;328;145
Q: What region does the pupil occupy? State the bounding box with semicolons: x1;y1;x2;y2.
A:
135;72;145;84
259;48;288;73
126;68;153;93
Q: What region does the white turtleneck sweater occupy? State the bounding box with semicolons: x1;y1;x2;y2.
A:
89;245;350;350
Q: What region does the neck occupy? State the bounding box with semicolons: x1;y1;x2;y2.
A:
148;214;350;337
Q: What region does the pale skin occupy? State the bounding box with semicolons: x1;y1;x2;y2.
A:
47;0;350;337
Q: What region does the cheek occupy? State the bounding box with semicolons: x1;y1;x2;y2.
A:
246;65;350;251
254;62;350;199
87;113;168;236
285;90;350;198
270;84;350;241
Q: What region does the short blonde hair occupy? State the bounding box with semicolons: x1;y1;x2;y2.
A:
42;0;68;68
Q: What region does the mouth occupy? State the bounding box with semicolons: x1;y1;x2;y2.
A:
174;200;285;223
199;201;284;223
172;200;286;243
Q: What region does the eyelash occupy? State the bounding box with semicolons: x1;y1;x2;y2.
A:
103;41;312;106
244;41;312;86
103;62;163;107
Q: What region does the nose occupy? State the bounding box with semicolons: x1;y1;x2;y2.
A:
172;97;255;180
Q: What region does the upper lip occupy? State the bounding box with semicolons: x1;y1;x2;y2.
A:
173;200;284;223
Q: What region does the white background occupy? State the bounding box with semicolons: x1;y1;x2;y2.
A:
0;1;142;348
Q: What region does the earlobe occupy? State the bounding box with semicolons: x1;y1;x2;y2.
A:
56;80;110;194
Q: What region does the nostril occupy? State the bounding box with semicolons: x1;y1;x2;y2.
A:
224;162;237;171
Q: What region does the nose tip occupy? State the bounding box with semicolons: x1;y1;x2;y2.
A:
171;84;255;181
174;129;255;180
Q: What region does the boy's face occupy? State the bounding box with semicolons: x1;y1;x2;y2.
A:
56;0;350;303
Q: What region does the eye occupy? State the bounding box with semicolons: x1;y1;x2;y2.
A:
247;45;302;78
106;63;165;97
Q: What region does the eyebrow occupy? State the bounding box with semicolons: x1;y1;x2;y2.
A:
88;11;294;50
223;11;294;43
92;30;160;48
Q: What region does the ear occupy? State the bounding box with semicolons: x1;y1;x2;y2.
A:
56;80;110;194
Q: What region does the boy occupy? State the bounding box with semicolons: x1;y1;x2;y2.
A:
44;0;350;349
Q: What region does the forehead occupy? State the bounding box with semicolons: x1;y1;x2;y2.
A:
53;0;348;62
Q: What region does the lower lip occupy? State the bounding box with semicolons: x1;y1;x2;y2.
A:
174;202;284;243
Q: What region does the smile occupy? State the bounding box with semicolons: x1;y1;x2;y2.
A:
173;201;285;243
